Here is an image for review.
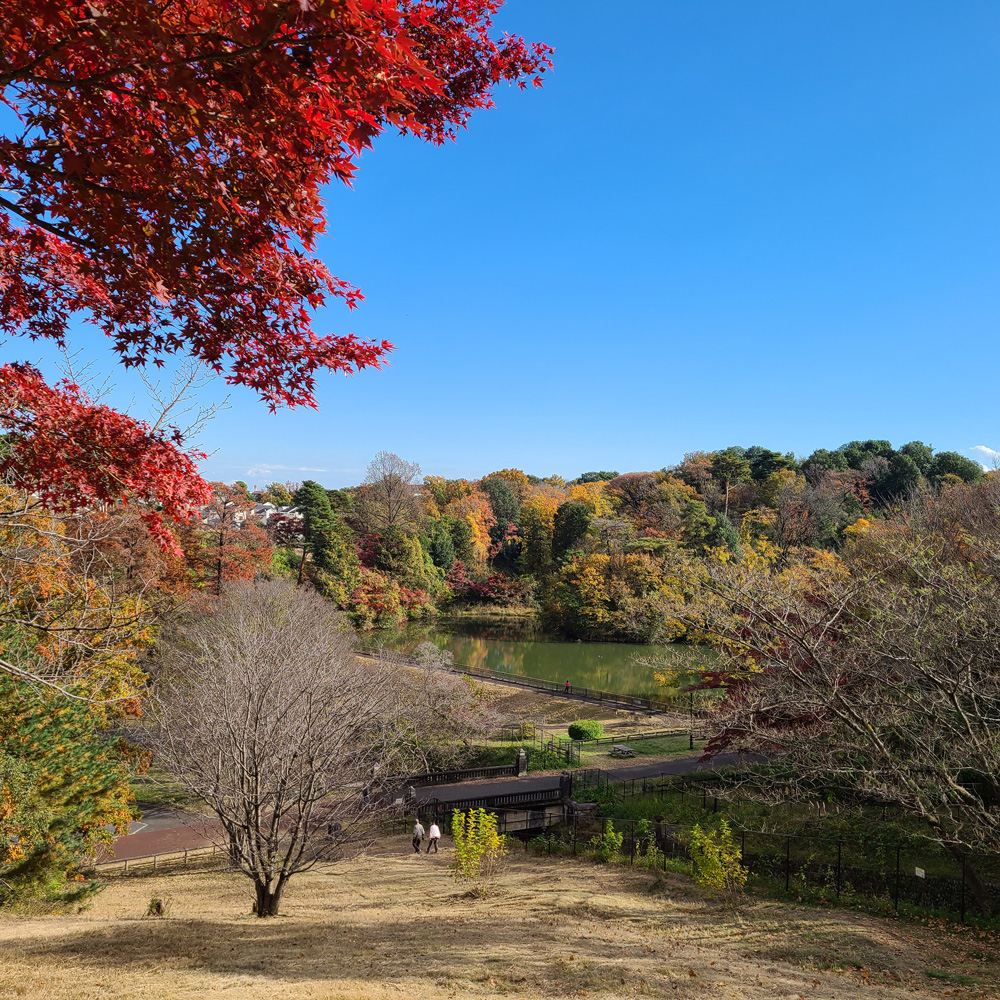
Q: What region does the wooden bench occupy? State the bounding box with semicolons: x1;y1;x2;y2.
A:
609;744;637;759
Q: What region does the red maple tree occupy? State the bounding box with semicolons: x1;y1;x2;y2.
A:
0;2;551;544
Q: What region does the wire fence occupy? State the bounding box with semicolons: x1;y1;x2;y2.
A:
562;770;1000;924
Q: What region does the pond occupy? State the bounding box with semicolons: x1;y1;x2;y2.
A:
361;617;715;699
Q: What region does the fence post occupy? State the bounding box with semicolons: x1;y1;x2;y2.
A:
835;840;842;900
153;854;157;873
785;836;790;892
960;856;966;924
630;821;635;865
894;844;900;911
573;814;577;856
184;849;188;866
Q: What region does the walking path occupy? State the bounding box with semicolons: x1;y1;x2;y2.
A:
105;752;749;862
417;751;749;805
357;651;682;717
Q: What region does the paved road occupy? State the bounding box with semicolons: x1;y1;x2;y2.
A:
127;805;206;835
104;752;753;861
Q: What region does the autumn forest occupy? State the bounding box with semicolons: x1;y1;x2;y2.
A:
223;438;988;641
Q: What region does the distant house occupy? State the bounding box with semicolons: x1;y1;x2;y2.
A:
198;501;302;529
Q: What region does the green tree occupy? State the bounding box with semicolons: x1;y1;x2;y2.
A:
429;520;457;572
576;470;618;483
1;676;137;906
801;448;849;483
743;446;797;484
552;501;591;562
930;451;984;484
482;478;520;542
292;480;362;602
293;480;336;571
444;515;476;565
708;512;741;556
872;452;922;502
710;447;752;518
841;439;895;471
899;440;935;474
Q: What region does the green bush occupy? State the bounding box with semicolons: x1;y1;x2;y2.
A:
589;821;624;863
451;808;508;896
567;720;605;741
687;819;748;910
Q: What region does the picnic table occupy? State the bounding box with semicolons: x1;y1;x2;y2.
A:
609;744;637;759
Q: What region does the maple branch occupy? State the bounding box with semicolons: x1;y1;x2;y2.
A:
0;192;95;249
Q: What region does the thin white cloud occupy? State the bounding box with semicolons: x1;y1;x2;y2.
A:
246;463;329;477
971;445;999;470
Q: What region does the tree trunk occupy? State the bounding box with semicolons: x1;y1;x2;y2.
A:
926;817;993;917
216;525;224;596
724;480;730;519
296;544;305;586
253;876;286;917
941;838;992;918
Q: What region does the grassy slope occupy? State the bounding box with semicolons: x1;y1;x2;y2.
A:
1;838;997;1000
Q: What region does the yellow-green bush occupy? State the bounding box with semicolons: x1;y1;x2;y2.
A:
687;819;748;908
450;808;508;896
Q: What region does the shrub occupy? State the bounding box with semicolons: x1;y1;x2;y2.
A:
567;720;604;741
687;820;748;910
589;821;624;863
145;894;172;917
450;809;508;896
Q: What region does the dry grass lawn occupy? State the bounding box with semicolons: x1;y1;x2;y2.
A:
1;837;997;1000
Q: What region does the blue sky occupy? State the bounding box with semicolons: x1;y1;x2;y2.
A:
14;1;1000;488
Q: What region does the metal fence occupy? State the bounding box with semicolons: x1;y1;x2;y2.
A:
388;762;518;787
497;727;582;765
361;649;711;717
562;770;1000;923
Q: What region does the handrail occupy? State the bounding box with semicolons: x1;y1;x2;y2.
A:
356;650;708;715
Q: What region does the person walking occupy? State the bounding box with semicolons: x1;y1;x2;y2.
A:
426;822;441;854
564;680;571;695
412;819;425;854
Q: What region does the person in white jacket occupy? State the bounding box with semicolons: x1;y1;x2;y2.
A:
426;822;441;854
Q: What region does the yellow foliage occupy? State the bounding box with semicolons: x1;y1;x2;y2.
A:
843;517;872;536
0;486;153;712
444;490;496;569
567;481;613;517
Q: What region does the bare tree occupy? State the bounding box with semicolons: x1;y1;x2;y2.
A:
146;580;410;917
697;478;1000;913
354;450;421;532
396;641;502;770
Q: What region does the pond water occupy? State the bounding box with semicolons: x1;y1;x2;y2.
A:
361;618;715;699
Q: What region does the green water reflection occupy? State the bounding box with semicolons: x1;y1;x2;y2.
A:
363;618;715;698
